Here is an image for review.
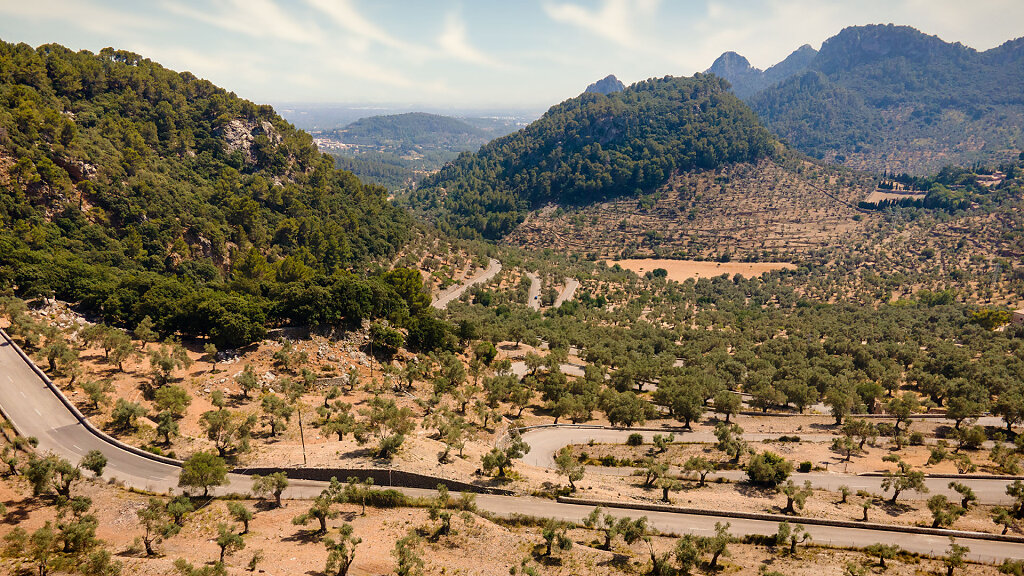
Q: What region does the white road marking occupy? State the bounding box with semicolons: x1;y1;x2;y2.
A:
19;391;25;398
34;409;41;416
72;444;80;450
6;375;12;383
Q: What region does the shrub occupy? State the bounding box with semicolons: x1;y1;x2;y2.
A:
746;452;793;488
798;461;812;473
363;489;408;508
626;433;644;446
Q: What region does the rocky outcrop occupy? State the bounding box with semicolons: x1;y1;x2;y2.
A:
584;74;626;95
705;45;817;99
218;119;281;164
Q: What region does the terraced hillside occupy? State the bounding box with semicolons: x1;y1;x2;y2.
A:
507;158;876;261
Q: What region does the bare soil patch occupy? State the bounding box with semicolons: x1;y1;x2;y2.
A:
609;258;796;282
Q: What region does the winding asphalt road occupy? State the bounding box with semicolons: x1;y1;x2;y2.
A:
526;272;541;311
431;259;502;310
518;426;1017;505
554;277;579;307
1;331;1022;561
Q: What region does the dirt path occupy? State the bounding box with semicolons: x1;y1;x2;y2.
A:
431;259;502;309
554;277;579;307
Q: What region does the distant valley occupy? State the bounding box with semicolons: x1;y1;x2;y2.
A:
305;111;527;189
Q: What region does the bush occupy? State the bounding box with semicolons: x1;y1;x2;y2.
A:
746;451;793;488
956;426;987;450
363;489;409;509
798;461;812;473
776;435;801;443
909;431;925;446
626;433;644;446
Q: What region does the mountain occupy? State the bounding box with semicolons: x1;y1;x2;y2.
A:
709;25;1024;173
764;44;818;83
705;45;816;99
406;74;777;240
320;112;517;190
0;41;424;348
584;75;626;95
332;112;489;149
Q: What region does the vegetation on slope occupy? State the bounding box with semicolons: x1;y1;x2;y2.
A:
332;112;489;149
0;41;438;348
748;25;1024;172
324;113;519;190
407;74;777;240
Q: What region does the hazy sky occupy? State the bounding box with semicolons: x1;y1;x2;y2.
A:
1;0;1022;109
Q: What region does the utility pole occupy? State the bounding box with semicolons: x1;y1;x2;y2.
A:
297;404;307;466
288;379;308;466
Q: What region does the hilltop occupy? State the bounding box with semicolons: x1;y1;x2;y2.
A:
705;45;816;99
706;24;1024;173
331;112;490;150
584;74;625;95
406;74;776;240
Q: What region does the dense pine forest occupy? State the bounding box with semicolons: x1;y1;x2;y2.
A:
0;41;435;348
407;74;776;240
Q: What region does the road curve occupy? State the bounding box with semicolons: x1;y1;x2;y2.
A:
554;277;579;308
431;259;502;310
526;272;541;311
518;425;1016;505
1;330;1021;560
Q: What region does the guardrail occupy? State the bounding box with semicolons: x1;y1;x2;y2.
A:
556;496;1024;544
0;328;181;467
234;466;513;495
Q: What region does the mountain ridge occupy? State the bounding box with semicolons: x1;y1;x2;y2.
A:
706;24;1024;172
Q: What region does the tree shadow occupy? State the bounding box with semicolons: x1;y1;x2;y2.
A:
878;500;913;517
282;529;325;544
595;552;633;568
532;551;564;567
1;499;40;525
734;482;778;500
253;500;278;513
336;447;372;460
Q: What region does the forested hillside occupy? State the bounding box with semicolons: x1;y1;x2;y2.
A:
708;25;1024;173
0;41;428;348
322;112;515;190
407;74;776;240
332;112;489;150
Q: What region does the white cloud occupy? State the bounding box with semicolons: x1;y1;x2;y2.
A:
163;0;322;46
0;0;154;37
305;0;423;56
542;0;660;48
438;12;504;68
